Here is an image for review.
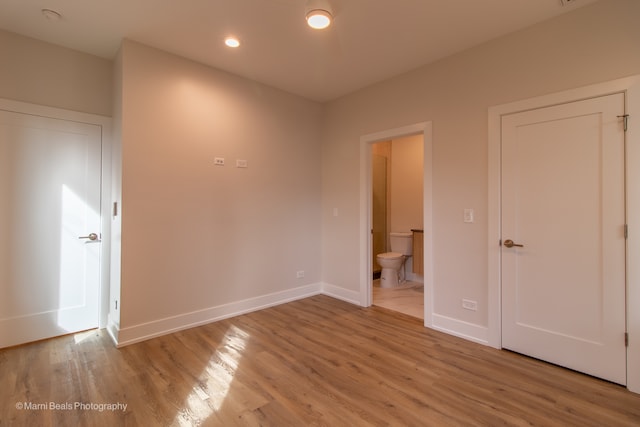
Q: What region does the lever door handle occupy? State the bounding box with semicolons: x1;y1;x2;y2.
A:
79;233;99;241
503;239;523;248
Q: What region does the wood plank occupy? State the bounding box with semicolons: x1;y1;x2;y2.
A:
1;295;639;426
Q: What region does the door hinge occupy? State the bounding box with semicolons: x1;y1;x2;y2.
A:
625;332;629;347
618;114;629;132
625;224;629;239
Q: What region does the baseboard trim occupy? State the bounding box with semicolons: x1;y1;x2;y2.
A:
106;314;120;346
109;284;489;349
320;282;361;306
114;283;323;347
431;313;489;346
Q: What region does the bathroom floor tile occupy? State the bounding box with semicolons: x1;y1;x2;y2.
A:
372;279;424;320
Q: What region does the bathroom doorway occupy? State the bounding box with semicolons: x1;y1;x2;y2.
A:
360;122;433;325
367;129;431;321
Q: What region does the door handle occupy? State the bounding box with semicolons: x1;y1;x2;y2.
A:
79;233;99;241
503;239;523;248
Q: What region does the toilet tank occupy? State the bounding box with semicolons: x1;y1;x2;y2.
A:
390;232;413;255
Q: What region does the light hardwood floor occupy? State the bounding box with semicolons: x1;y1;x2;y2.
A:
1;295;639;426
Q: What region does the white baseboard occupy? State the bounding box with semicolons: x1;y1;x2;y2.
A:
320;282;361;305
114;283;322;347
106;311;121;346
109;282;490;350
431;313;489;346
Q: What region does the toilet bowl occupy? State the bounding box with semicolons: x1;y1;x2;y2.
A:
376;232;413;288
376;252;405;287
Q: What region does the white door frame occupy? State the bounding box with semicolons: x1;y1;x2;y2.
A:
488;75;640;393
0;98;112;329
359;121;434;327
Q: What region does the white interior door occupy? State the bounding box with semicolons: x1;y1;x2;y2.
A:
0;109;102;348
501;93;626;385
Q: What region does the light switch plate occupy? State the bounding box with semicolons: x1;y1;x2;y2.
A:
464;209;474;223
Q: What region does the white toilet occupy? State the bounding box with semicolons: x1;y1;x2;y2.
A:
376;232;413;288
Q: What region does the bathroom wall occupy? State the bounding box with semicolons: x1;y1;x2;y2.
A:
371;141;391;272
371;136;423;279
372;136;423;251
0;29;112;116
390;135;423;235
390;134;423;280
114;40;323;343
321;0;640;335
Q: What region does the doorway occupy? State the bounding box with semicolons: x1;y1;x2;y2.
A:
371;137;424;318
0;99;111;348
359;122;433;326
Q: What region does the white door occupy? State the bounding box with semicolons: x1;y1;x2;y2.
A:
501;93;626;385
0;109;102;348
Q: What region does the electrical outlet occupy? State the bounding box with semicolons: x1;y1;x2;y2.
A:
296;271;305;279
214;157;225;166
462;299;477;311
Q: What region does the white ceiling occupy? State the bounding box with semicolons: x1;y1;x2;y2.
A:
0;0;599;102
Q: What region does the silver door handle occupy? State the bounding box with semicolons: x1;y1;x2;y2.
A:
503;239;523;248
79;233;99;241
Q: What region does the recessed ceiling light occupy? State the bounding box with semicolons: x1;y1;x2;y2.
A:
224;37;240;48
305;0;333;30
306;10;332;29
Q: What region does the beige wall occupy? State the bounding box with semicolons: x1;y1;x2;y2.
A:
390;135;423;234
0;30;112;116
116;41;323;331
321;0;640;328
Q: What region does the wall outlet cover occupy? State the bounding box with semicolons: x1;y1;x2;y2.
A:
462;299;478;311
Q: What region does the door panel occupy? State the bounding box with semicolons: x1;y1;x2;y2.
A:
501;93;626;385
0;110;101;348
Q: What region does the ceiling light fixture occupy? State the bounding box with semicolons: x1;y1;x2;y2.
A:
305;0;333;30
224;37;240;48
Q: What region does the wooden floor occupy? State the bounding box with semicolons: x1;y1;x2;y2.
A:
1;295;639;426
